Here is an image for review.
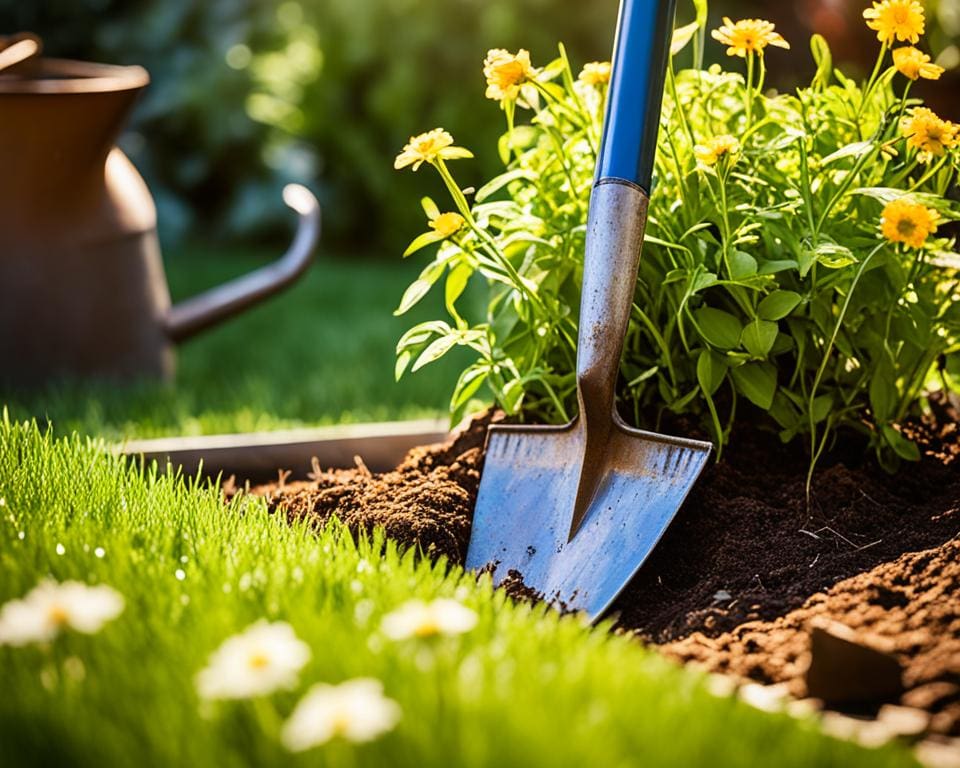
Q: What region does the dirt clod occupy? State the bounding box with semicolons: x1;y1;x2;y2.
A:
251;412;494;562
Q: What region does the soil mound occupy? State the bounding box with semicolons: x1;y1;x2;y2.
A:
663;538;960;736
251;407;960;738
251;412;492;563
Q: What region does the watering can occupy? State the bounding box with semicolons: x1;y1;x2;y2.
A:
0;35;320;385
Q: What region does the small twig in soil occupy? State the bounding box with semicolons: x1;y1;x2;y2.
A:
799;529;821;540
353;455;372;477
814;526;862;550
858;488;882;506
808;553;820;568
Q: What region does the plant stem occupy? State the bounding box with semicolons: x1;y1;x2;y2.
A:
855;43;889;131
434;159;545;312
805;242;884;500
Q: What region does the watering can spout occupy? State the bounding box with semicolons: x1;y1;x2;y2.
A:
165;184;321;343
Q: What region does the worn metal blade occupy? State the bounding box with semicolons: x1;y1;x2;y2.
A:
465;420;710;620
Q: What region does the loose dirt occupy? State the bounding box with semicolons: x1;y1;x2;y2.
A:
250;406;960;737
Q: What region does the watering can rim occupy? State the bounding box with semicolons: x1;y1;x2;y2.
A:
0;56;149;95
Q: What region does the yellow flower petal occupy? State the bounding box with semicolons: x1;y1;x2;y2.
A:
694;135;741;166
880;198;938;249
483;49;535;102
863;0;925;45
900;107;959;162
710;17;790;58
579;61;612;86
394;129;471;172
429;212;465;238
892;46;944;80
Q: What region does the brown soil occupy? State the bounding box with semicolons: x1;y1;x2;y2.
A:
662;539;960;736
250;406;960;737
250;412;493;563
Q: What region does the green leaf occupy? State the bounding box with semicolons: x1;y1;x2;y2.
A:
880;425;921;462
852;188;960;220
671;21;700;55
497;126;538;165
420;197;440;219
394;350;412;381
696;349;726;395
759;259;798;275
758;290;802;321
821;141;873;166
693;307;742;350
411;333;459;372
730;362;777;409
810;33;832;89
475;169;538;202
812;242;856;270
769;391;800;430
501;377;525;413
444;262;472;317
403;230;445;257
729;250;758;279
869;355;897;422
811;393;834;424
396;320;450;351
451;364;489;410
741;319;778;358
394;279;433;315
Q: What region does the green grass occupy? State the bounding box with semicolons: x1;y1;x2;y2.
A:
0;415;918;767
1;247;475;440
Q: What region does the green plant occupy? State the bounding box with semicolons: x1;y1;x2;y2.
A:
0;417;916;768
394;0;960;482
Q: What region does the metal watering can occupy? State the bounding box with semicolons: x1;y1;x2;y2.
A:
0;35;320;384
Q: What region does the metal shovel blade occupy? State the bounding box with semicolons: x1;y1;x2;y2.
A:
465;0;712;620
466;418;710;619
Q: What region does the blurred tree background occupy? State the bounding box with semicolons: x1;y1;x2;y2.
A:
4;0;957;252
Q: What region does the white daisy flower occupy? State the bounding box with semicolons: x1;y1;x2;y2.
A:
195;620;311;701
0;579;124;646
380;598;477;640
281;678;401;751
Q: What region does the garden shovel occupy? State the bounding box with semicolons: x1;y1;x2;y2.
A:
465;0;712;620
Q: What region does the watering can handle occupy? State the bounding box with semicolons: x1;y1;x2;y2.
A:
165;184;320;342
570;0;676;534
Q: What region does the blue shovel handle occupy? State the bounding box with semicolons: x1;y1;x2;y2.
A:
596;0;677;190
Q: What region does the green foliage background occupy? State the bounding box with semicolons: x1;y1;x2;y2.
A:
5;0;616;247
4;1;956;250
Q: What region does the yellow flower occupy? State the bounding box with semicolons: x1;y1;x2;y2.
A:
880;198;938;248
694;135;741;166
900;107;959;162
892;46;944;80
430;212;465;238
483;48;535;102
579;61;612;86
863;0;925;45
394;129;473;171
710;17;790;57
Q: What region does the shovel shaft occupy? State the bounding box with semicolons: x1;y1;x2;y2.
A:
571;0;676;536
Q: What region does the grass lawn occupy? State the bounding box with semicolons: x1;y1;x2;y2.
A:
0;416;919;767
1;246;475;440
